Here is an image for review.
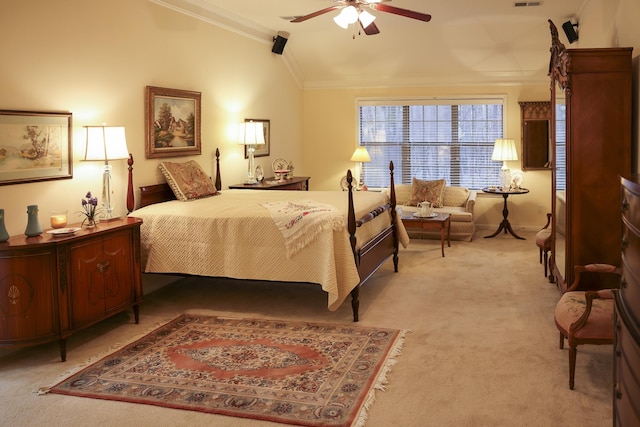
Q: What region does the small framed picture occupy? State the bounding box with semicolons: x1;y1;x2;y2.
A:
145;86;201;158
0;110;73;186
244;118;270;159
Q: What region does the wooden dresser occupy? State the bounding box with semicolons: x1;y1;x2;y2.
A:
614;176;640;425
0;217;143;361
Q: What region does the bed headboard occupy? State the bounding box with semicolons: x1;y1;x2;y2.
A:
129;148;222;211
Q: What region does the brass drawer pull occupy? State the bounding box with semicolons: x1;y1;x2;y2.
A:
615;386;622;399
96;260;111;273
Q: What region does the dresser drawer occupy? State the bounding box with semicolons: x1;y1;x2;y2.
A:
617;313;640;376
614;300;640;426
614;382;640;427
621;268;640;321
622;186;640;229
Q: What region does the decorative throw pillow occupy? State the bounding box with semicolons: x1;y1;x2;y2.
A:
406;178;446;207
158;160;217;201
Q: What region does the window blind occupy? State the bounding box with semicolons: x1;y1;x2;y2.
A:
358;97;505;190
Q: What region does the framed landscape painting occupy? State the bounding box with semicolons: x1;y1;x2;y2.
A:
145;86;201;158
0;110;72;186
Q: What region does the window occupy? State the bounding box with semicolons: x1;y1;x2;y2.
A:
358;97;505;190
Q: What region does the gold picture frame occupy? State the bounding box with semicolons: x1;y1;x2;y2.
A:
0;110;72;186
244;118;270;159
145;86;201;158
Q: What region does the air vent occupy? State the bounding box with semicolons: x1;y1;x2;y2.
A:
514;1;543;6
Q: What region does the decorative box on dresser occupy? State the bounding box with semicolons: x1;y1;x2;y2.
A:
548;20;633;290
615;176;640;425
0;217;143;361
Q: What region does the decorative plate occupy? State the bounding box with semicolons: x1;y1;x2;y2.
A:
340;175;349;191
413;212;438;218
272;158;288;173
47;227;81;236
510;170;524;188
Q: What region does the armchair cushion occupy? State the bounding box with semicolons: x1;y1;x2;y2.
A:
554;291;614;340
535;229;551;247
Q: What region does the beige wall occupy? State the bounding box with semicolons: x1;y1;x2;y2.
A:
1;0;639;236
0;0;302;234
302;85;553;230
301;0;640;231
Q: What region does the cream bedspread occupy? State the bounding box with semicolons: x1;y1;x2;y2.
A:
130;189;409;311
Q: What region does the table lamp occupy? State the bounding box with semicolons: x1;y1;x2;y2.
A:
491;138;518;190
350;146;371;190
82;125;129;220
239;120;265;184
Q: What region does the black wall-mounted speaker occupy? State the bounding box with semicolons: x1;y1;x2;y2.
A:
272;32;289;55
562;20;579;44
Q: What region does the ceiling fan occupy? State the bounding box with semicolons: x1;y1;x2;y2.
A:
290;0;432;36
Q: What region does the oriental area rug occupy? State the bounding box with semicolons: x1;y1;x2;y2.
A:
47;314;406;427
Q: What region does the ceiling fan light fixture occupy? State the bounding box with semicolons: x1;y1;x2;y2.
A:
358;10;376;28
333;13;349;29
333;5;359;29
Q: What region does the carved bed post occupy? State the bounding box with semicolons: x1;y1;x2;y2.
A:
127;153;134;213
388;161;399;272
214;148;221;191
346;170;359;321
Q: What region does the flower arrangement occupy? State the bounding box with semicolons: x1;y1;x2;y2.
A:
78;191;100;227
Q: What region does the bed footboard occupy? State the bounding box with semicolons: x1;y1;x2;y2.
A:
347;162;398;321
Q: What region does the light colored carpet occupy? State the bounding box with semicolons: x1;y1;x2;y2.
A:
0;231;612;426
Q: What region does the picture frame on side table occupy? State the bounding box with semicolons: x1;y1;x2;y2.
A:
0;110;72;186
145;86;201;158
244;118;270;159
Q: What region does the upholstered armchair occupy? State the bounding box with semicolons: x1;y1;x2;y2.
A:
535;213;552;277
554;263;622;390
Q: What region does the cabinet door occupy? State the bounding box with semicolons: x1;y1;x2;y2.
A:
102;230;134;315
69;238;105;328
0;249;57;344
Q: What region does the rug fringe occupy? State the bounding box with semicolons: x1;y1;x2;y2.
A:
34;314;181;396
352;329;410;427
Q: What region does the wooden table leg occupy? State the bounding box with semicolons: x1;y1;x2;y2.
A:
485;194;526;240
446;216;451;248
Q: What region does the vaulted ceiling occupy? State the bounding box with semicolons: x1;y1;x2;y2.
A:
152;0;586;88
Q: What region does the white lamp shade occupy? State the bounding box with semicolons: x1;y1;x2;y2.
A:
334;5;359;28
350;146;371;162
83;126;129;161
239;121;265;145
358;10;376;28
491;138;518;162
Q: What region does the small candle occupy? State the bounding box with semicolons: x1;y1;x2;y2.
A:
50;210;67;229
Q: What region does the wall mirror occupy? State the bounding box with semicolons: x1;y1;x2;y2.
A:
519;101;551;171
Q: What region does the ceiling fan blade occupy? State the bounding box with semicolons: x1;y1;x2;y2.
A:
370;4;432;22
361;21;380;35
290;6;342;23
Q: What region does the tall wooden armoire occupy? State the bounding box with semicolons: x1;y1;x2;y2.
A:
548;20;632;289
